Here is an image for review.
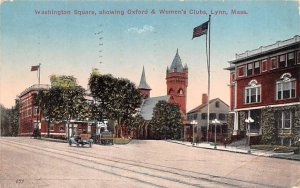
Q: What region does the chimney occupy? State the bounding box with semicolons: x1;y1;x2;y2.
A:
202;93;208;105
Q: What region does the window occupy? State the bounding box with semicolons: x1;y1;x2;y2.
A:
254;61;260;74
276;73;296;100
193;113;198;120
231;73;235;81
297;51;300;64
219;113;226;121
238;66;245;77
277;111;292;129
59;126;65;132
168;89;174;94
287;52;295;67
279;54;286;68
201;113;207;120
178;89;184;95
271;57;277;69
262;60;268;72
215;101;220;108
209;113;217;120
247;64;253;76
50;124;54;131
245;80;261;104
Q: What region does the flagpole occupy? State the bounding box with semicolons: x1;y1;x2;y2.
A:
38;63;41;85
206;15;211;143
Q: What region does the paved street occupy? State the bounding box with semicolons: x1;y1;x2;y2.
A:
0;137;300;188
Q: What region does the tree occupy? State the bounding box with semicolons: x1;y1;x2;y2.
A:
125;114;144;138
149;101;183;140
0;102;19;136
88;73;142;137
261;107;277;145
36;75;87;137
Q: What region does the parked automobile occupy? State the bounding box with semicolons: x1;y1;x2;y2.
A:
69;133;93;147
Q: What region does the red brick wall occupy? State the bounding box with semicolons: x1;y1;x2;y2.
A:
236;66;300;109
166;70;188;114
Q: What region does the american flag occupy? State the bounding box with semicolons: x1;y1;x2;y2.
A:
192;21;209;39
31;65;40;71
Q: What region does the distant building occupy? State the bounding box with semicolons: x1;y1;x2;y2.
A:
137;49;188;139
166;49;188;116
18;84;96;138
186;94;229;141
18;84;50;136
225;35;300;146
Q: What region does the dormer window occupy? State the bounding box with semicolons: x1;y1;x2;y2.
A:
245;80;261;104
215;101;220;108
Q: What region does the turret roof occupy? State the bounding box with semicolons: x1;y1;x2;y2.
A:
169;49;184;73
138;66;151;90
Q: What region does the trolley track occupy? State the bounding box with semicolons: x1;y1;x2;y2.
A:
0;138;279;188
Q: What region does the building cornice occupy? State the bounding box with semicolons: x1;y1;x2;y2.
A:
234;102;300;112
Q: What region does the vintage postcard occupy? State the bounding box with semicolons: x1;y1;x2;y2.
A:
0;1;300;187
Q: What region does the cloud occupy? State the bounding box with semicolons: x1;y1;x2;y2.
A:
127;25;155;34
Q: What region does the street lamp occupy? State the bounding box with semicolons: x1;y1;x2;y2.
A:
245;117;254;153
190;120;197;146
212;119;220;149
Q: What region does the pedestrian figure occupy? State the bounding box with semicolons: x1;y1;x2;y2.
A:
224;138;227;148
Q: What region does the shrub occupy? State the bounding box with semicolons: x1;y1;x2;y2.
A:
251;145;298;153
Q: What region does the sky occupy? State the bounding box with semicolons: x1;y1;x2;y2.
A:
0;1;299;111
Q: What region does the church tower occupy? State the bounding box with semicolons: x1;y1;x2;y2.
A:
166;49;188;115
138;66;152;99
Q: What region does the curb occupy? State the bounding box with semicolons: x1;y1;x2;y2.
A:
38;137;68;143
167;140;300;161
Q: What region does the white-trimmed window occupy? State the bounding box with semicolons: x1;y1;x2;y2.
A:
271;57;277;69
245;80;261;104
279;54;286;68
297;51;300;64
238;66;245;77
254;61;260;74
262;60;268;72
50;124;54;131
287;52;295;66
247;64;253;76
276;73;296;100
277;111;292;129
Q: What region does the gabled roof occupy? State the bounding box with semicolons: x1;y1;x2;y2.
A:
138;66;151;90
140;95;169;120
187;98;229;114
169;49;184;73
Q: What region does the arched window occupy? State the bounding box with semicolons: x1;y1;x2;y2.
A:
178;89;184;95
168;89;174;95
276;73;296;100
245;79;261;104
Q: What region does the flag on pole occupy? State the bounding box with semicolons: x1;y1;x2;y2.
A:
192;21;209;39
31;65;40;71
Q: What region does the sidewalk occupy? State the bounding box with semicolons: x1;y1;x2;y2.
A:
167;140;300;161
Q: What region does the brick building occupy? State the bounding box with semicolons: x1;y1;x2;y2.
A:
18;84;50;136
225;35;300;146
166;48;188;116
18;84;96;139
137;49;188;138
